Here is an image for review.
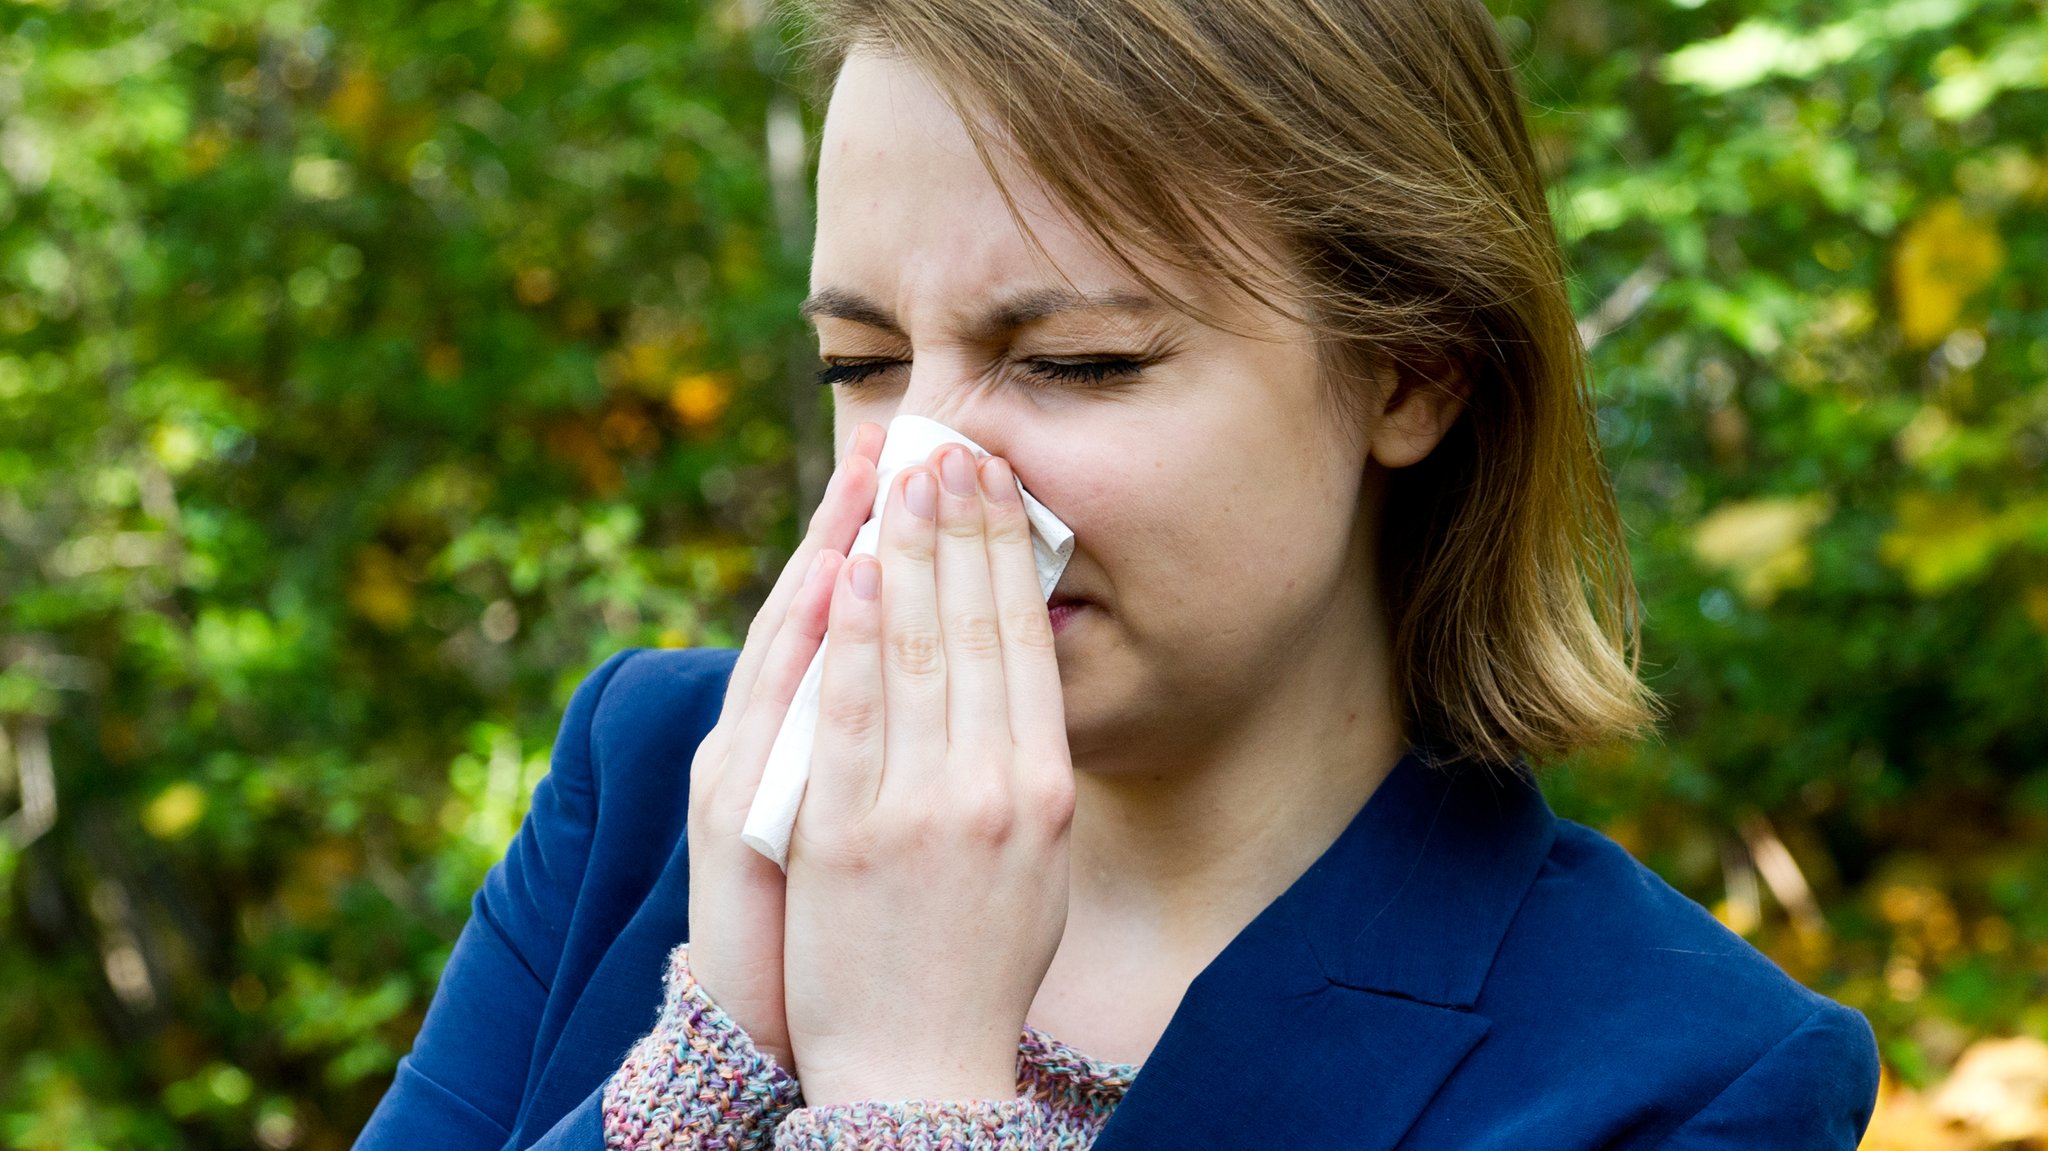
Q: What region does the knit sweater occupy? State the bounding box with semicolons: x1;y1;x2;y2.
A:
601;944;1140;1151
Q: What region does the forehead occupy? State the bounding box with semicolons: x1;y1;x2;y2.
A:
815;51;1125;303
812;48;1299;339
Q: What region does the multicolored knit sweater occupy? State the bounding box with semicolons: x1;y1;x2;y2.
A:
600;944;1140;1151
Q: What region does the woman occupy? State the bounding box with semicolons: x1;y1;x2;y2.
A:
357;1;1882;1148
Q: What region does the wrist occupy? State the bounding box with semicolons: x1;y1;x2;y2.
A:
670;947;798;1076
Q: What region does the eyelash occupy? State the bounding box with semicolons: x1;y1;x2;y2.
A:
814;358;1148;389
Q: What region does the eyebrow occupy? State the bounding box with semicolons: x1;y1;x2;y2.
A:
798;286;1161;342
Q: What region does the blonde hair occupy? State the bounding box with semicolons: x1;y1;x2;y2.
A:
787;0;1659;765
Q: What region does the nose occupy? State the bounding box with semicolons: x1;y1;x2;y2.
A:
891;359;1014;463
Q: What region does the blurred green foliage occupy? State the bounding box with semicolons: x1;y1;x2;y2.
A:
0;0;2042;1147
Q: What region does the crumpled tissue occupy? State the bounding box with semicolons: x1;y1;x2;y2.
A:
739;413;1075;870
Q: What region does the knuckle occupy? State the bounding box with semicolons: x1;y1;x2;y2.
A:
891;529;936;565
688;740;729;804
1026;775;1077;830
1004;608;1057;654
688;780;731;833
939;513;984;542
868;805;936;855
819;691;883;740
959;787;1016;843
747;667;787;710
885;629;945;678
692;722;730;766
948;611;1003;656
687;759;738;827
984;511;1030;546
808;823;882;876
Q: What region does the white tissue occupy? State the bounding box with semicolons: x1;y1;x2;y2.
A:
738;414;1076;870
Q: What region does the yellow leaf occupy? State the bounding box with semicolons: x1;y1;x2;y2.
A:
1880;494;2002;594
1928;1036;2048;1144
513;266;557;306
347;545;415;630
669;372;732;429
325;65;383;142
151;423;204;475
184;125;230;175
142;782;208;840
544;422;624;495
2024;585;2048;633
605;340;669;390
276;840;361;924
1893;405;1956;467
509;2;565;56
1691;495;1832;604
1859;1065;1975;1151
600;403;660;455
1892;199;2003;349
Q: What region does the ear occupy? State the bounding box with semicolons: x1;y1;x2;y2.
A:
1368;356;1469;469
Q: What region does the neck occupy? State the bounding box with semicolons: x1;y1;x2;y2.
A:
1062;590;1406;957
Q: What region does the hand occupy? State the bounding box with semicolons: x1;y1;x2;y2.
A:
685;421;884;1074
781;442;1076;1106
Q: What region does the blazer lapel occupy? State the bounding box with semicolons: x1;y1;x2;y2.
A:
1090;753;1557;1151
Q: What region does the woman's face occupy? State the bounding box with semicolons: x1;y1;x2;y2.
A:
811;49;1392;762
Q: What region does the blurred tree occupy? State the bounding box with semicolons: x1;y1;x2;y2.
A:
0;0;820;1145
1517;0;2048;1101
0;0;2041;1147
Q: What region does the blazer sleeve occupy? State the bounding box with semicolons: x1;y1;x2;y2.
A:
354;648;644;1151
1653;1001;1881;1150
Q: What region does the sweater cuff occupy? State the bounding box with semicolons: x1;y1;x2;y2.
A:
771;1097;1061;1151
603;943;803;1150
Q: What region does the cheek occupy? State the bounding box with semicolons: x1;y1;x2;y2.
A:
1030;438;1310;602
1037;423;1361;634
987;343;1361;620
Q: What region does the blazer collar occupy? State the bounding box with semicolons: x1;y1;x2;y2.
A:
1090;751;1557;1151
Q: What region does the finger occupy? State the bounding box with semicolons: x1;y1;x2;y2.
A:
876;462;948;805
802;553;887;828
979;456;1067;773
709;547;844;815
932;444;1010;778
848;418;885;465
720;424;882;730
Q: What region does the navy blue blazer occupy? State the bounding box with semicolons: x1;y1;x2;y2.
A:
356;646;1880;1150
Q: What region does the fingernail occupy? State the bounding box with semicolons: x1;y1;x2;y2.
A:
939;445;977;495
905;469;938;519
981;457;1019;504
808;550;829;580
851;557;880;600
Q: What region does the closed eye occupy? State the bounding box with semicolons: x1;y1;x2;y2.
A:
1022;358;1147;385
815;359;903;387
816;357;1148;388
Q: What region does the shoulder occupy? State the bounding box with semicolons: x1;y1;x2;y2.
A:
578;645;740;777
549;645;739;841
1472;816;1879;1145
1506;818;1848;1027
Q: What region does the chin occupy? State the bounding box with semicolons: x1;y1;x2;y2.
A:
1053;648;1161;766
